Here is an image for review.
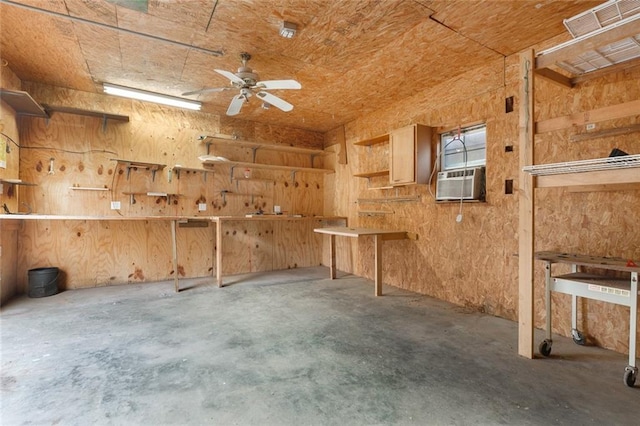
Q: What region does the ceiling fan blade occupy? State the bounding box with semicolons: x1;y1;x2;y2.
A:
256;79;301;90
215;69;245;85
226;94;246;116
256;91;293;112
182;87;232;96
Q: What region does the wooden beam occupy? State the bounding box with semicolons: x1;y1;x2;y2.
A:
374;235;382;297
571;57;640;85
566;183;640;193
536;168;640;189
536;99;640;134
518;49;535;359
171;220;179;292
535;68;573;88
570;123;640;143
536;17;640;69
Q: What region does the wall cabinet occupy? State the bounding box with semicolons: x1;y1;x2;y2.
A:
354;124;431;187
389;124;431;186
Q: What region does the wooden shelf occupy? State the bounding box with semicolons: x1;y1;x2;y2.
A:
232;177;274;183
358;210;393;216
170;166;213;182
353;134;389;146
122;191;178;196
0;178;37;186
523;155;640;188
112;159;166;171
357;195;420;203
219;190;264;203
69;186;109;191
43;105;129;122
199;135;327;157
220;190;263;196
122;191;179;204
367;186;394;190
353;170;389;179
0;89;48;118
112;159;166;181
199;157;333;175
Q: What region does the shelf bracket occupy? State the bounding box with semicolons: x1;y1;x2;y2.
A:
125;165;132;180
251;147;259;163
151;169;157;182
230;166;236;184
102;115;108;133
129;193;136;205
291;170;297;183
168;168;174;183
221;190;228;204
205;142;212;155
310;153;320;168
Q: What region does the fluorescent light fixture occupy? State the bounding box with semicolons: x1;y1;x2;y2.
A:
103;83;201;111
279;21;297;38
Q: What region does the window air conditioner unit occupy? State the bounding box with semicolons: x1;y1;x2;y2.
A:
436;166;485;201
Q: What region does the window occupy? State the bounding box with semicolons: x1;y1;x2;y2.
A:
440;124;486;171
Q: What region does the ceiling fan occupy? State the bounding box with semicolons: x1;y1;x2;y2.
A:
182;52;301;116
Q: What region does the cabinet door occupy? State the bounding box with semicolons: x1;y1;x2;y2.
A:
390;125;416;185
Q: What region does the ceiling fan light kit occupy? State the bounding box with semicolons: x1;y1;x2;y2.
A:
182;52;301;116
103;83;202;111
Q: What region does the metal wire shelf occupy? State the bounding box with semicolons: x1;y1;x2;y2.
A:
522;154;640;176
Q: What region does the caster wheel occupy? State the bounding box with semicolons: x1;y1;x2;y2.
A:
623;368;636;387
539;339;552;357
571;329;586;346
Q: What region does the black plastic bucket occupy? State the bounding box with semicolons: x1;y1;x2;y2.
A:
28;267;59;298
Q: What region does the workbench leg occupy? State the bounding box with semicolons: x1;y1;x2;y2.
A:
329;234;336;280
216;220;223;287
374;235;382;297
629;272;638;369
571;294;578;335
545;262;552;341
171;220;179;292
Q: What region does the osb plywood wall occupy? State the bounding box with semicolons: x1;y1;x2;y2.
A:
333;54;640;357
8;81;329;294
532;68;640;355
0;65;22;304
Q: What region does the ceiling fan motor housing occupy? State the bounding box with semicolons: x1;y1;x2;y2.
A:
236;66;259;86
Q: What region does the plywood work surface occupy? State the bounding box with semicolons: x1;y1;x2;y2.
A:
535;251;640;273
314;227;407;241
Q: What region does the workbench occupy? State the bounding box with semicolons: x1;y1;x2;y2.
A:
535;251;639;387
1;214;345;292
313;227;407;296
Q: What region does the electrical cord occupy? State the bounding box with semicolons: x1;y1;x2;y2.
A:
428;135;468;223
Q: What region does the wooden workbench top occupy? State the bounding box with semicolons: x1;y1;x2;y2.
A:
0;214;346;222
535;251;640;273
314;226;408;240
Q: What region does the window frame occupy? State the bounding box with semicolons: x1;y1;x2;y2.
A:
439;123;487;172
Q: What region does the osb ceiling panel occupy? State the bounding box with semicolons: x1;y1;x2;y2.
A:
0;0;600;132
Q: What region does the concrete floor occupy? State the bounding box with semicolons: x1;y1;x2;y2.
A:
1;267;638;425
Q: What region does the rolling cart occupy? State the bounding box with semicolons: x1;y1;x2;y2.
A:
535;251;639;387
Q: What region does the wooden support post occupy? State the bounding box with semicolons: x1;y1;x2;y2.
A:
171;220;179;292
329;234;336;279
216;219;223;287
518;49;536;359
374;234;382;297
